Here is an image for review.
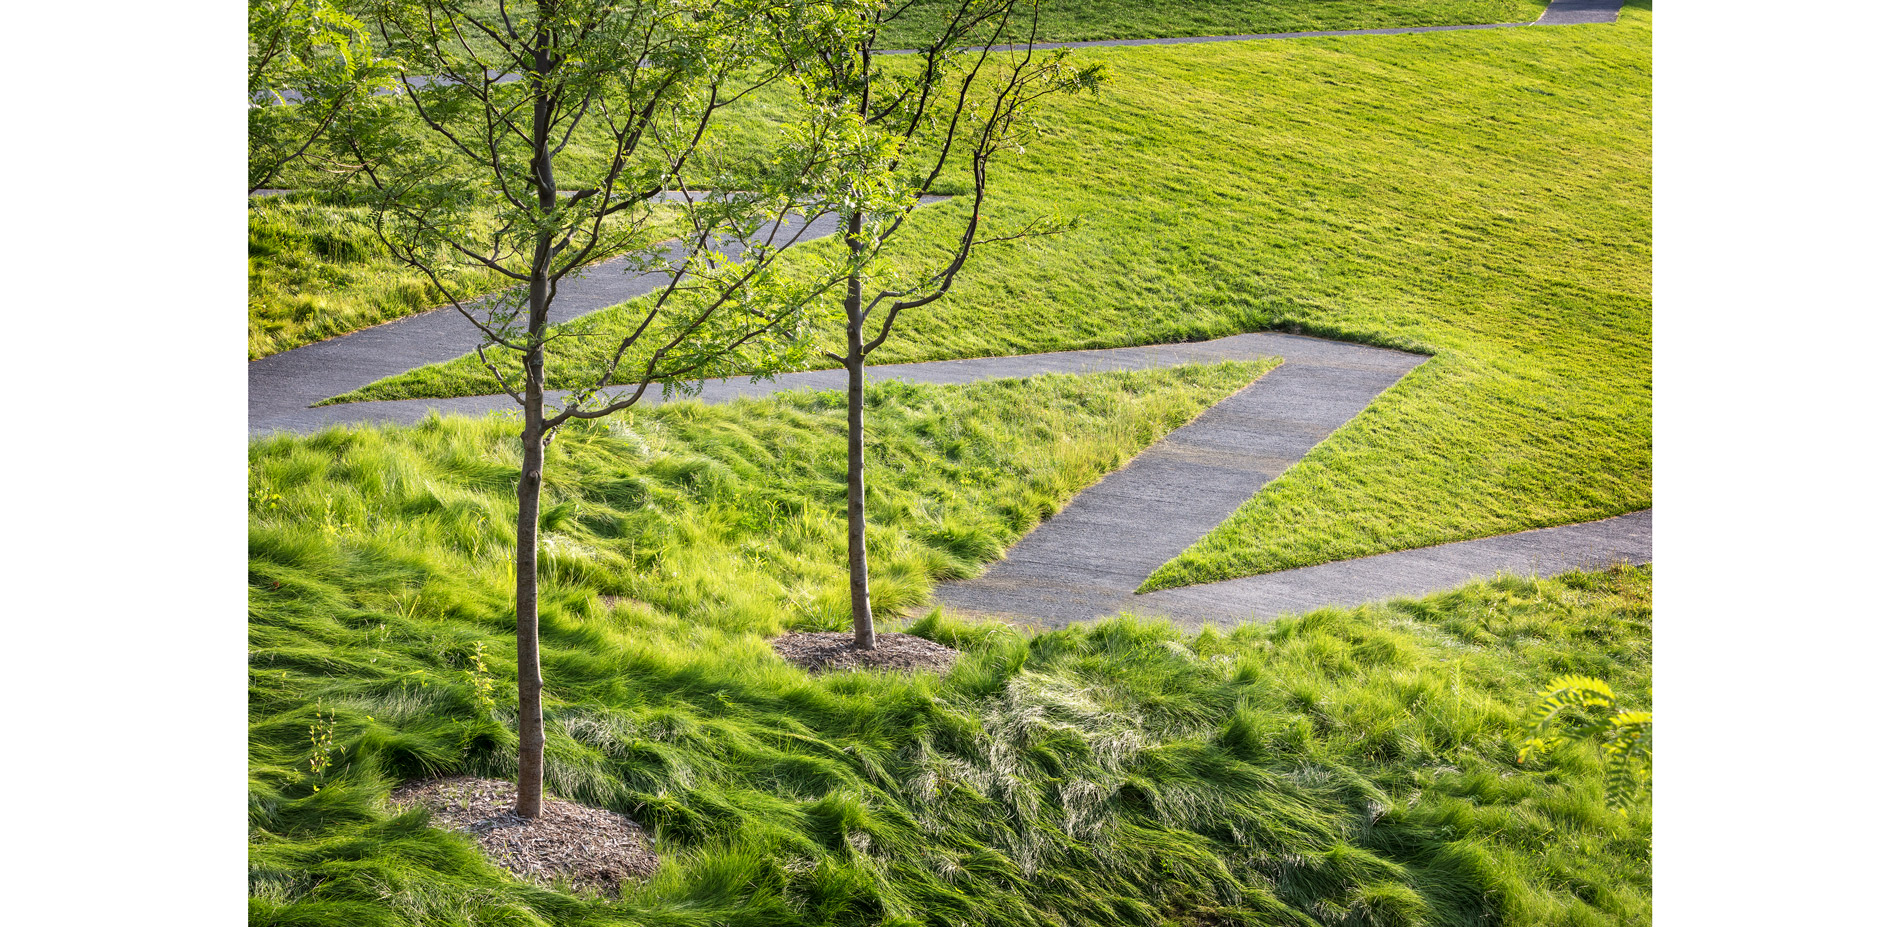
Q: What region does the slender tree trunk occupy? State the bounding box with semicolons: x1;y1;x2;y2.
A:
514;230;553;822
515;21;557;819
844;210;876;650
513;358;547;819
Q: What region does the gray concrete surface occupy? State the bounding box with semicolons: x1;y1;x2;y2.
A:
1536;1;1625;27
249;201;922;434
253;330;1399;435
931;340;1429;624
1117;509;1650;628
249;0;1645;620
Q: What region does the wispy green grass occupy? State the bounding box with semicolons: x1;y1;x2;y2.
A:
249;196;513;358
249;367;1649;923
334;10;1652;585
255;364;1271;634
877;0;1545;48
248;194;683;358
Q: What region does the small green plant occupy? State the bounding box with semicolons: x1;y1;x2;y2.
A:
308;698;337;790
466;640;497;713
250;486;284;513
319;496;345;538
1518;675;1652;813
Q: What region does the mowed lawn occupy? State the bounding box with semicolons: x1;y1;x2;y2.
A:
875;0;1546;47
336;8;1651;586
248;1;1545;357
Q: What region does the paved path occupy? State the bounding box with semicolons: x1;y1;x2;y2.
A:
249;3;1646;623
257;322;1650;624
250;201;875;433
930;355;1650;626
1536;1;1625;27
933;339;1427;623
253;329;1378;435
1121;509;1651;628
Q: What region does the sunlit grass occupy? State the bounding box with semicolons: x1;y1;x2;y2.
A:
334;9;1651;585
249;365;1649;923
248;196;512;358
878;0;1545;48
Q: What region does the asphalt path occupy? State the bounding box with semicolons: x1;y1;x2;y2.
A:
249;2;1646;624
1122;509;1652;628
1536;1;1626;27
249;198;868;433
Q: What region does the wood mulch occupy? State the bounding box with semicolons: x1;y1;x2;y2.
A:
389;776;658;897
772;631;960;675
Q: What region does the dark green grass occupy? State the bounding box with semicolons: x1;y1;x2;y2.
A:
877;0;1545;49
249;370;1649;924
332;10;1651;585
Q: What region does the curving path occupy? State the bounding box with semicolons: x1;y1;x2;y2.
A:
249;2;1645;624
249;197;888;433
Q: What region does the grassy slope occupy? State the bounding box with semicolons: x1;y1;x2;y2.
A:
338;10;1651;585
1143;9;1651;588
248;368;1649;919
249;197;512;359
250;1;1548;356
248;194;680;359
249;368;1649;924
875;0;1545;48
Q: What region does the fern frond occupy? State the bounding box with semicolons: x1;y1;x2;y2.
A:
1517;675;1621;762
1602;713;1653;814
1517;677;1653;811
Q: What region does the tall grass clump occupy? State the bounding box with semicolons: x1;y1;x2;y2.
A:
251;365;1649;926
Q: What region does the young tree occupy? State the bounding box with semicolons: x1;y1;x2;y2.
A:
248;0;398;193
773;0;1103;649
345;0;855;817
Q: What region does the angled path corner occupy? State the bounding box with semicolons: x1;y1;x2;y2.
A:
932;337;1428;624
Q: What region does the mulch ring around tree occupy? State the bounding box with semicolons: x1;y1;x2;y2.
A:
772;631;960;675
389;776;658;897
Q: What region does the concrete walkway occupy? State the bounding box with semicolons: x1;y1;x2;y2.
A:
248;2;1647;624
255;321;1651;625
249;204;860;433
1122;509;1651;628
1536;1;1625;27
930;351;1650;626
932;339;1428;624
253;330;1382;435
